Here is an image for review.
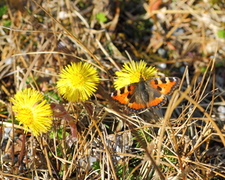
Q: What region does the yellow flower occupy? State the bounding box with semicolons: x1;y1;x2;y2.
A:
56;62;100;102
114;60;158;89
11;88;53;136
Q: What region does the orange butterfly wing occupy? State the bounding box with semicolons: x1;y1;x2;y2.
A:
111;77;180;112
148;77;180;95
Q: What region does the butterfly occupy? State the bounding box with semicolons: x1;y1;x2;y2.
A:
111;77;180;112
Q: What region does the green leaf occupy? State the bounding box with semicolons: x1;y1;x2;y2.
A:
0;5;7;18
49;127;69;140
3;20;11;27
96;12;107;23
45;90;62;101
217;30;225;39
92;161;100;171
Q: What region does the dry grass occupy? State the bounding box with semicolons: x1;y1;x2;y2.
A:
1;0;225;179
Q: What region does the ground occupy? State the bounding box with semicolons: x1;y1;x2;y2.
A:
0;0;225;179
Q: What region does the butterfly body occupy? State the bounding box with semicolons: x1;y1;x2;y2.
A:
111;77;180;112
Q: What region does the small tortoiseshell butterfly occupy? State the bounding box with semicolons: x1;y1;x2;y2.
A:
111;77;180;112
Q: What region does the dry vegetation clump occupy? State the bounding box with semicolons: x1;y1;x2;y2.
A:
0;0;225;179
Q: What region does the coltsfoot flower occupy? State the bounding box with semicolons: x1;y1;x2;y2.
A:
56;62;100;102
11;88;53;136
114;60;158;89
